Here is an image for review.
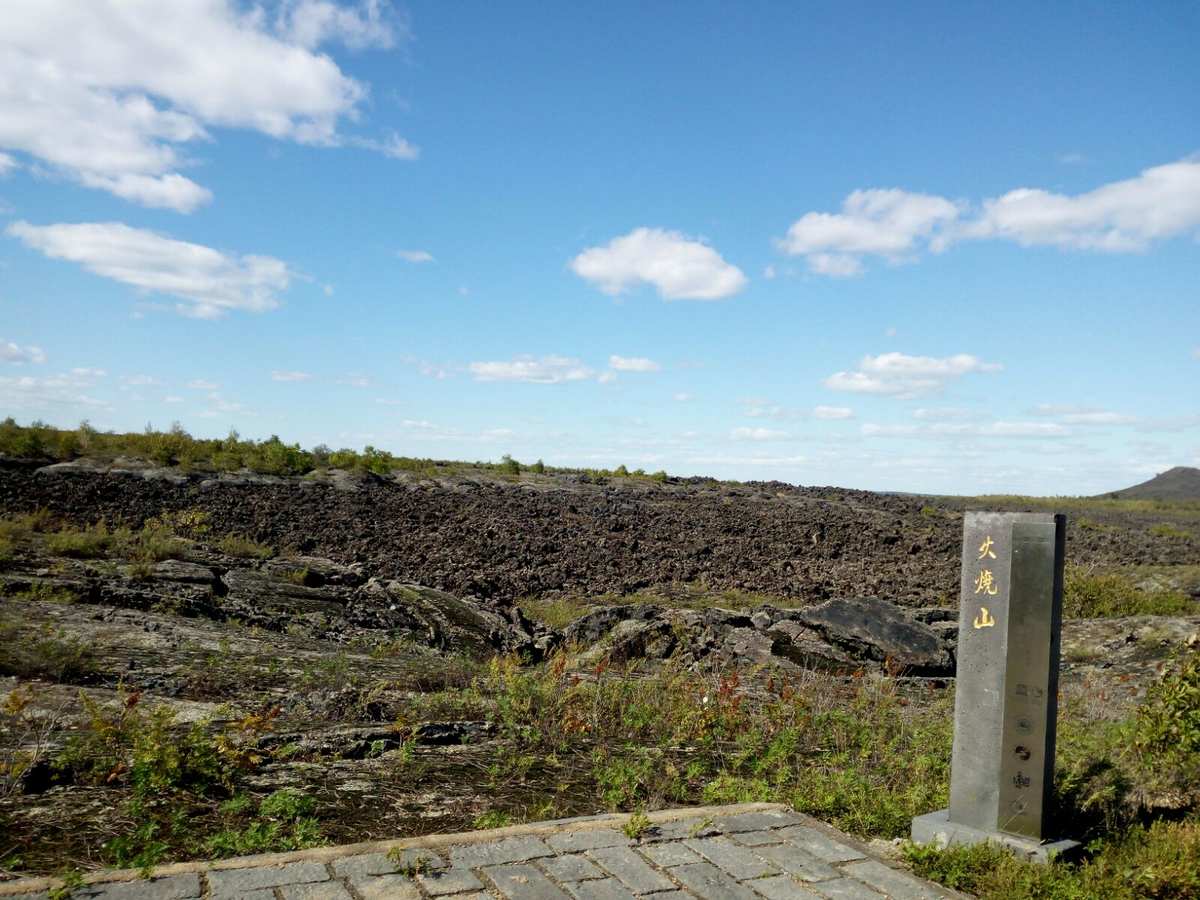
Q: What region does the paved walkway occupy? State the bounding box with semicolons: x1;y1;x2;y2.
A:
0;804;958;900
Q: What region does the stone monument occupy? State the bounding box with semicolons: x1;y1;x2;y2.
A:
911;511;1079;862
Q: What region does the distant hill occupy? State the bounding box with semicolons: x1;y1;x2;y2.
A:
1107;466;1200;501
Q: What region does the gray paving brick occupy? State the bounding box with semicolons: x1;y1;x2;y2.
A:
278;882;354;900
637;842;703;868
776;827;866;864
77;874;202;899
351;874;422;900
546;829;629;853
641;817;719;843
451;836;555;868
419;867;486;896
684;837;779;880
748;875;825;900
670;862;760;900
565;878;639;900
208;861;330;898
730;830;787;847
808;877;884;899
484;863;572;899
588;846;676;894
749;844;841;882
841;860;946;899
713;810;806;833
332;849;446;879
540;854;607;882
238;891;278;900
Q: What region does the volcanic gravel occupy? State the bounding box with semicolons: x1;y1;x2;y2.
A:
0;461;1190;606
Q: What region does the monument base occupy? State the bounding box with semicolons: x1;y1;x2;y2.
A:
911;810;1079;865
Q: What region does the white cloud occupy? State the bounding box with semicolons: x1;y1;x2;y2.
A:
7;221;291;318
813;405;853;420
914;407;969;420
276;0;399;50
121;374;160;386
0;0;406;211
731;426;789;441
397;249;434;263
1;340;46;364
0;152;17;176
608;355;661;372
862;420;1070;439
337;373;372;388
1031;404;1137;425
0;367;108;410
673;392;693;402
778;189;960;276
860;352;1001;378
597;371;617;384
961;159;1200;251
469;355;595;384
570;227;747;301
825;352;1001;398
164;395;184;403
762;265;777;280
187;379;218;390
272;370;312;382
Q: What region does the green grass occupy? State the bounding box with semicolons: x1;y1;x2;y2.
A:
1063;566;1193;618
1151;522;1193;540
214;534;275;560
519;585;804;628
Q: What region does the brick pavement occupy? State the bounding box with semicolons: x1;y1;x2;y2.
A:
0;803;958;900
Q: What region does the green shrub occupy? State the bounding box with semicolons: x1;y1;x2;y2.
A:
1063;567;1192;618
1151;523;1192;540
46;522;114;558
1134;648;1200;760
215;534;274;560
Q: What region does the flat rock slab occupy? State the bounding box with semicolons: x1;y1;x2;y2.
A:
0;804;959;900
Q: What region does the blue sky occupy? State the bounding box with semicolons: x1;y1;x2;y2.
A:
1;0;1197;495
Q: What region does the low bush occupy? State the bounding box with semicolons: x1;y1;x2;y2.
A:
215;534;274;560
1063;567;1192;618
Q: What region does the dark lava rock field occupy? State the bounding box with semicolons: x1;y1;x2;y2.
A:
3;458;1194;607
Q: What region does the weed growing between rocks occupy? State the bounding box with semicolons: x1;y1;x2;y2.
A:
39;692;322;871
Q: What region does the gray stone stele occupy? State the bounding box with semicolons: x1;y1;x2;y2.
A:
913;512;1078;861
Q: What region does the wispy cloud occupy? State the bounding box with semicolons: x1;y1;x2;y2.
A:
271;370;312;382
1;339;46;365
824;352;1001;398
608;355;661;372
7;221;291;318
397;249;434;263
469;355;595;384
